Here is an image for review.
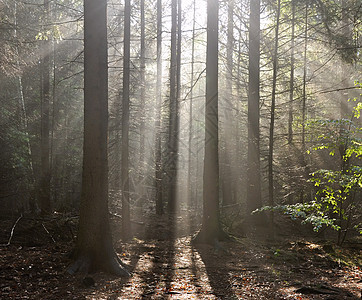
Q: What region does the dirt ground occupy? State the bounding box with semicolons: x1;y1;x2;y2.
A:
0;213;361;299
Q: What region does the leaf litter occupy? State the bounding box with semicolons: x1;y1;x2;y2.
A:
0;214;361;299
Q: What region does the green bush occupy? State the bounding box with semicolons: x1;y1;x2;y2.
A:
254;83;362;244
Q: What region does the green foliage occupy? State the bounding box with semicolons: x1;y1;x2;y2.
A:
253;202;341;232
254;87;362;240
35;26;63;41
309;167;361;227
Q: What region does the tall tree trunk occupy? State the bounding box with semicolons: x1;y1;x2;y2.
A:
176;0;181;99
226;0;233;106
187;0;197;209
167;0;179;213
155;0;163;215
337;0;352;243
40;0;51;215
122;0;131;239
299;1;309;204
288;0;295;145
268;0;281;225
14;0;35;211
114;98;121;197
221;0;235;207
235;1;243;192
50;17;57;207
69;0;128;276
138;0;146;201
193;0;226;244
287;0;296;205
339;0;350;164
247;0;262;216
340;0;350;120
302;0;308;149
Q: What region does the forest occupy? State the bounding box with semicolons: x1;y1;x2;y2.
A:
0;0;361;299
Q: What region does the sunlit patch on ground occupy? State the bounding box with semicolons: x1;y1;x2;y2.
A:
1;227;361;299
118;249;155;298
80;234;362;299
119;237;216;299
3;216;360;299
85;237;218;299
166;238;214;298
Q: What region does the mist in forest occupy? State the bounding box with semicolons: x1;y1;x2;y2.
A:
0;1;361;296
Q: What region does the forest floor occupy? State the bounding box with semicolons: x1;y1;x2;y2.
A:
0;212;361;299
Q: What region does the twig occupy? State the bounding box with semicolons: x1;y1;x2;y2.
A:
182;68;206;102
317;86;359;94
110;213;145;225
1;214;23;247
42;223;56;243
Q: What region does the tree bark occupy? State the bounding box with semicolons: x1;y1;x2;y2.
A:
40;0;51;215
14;0;35;211
288;0;295;145
138;0;146;203
122;0;131;240
221;0;235;207
155;0;163;215
167;0;179;214
247;0;262;216
69;0;128;276
302;0;308;149
268;0;281;226
193;0;226;244
299;1;309;204
339;0;351;171
187;0;197;209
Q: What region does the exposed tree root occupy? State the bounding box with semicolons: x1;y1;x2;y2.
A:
192;225;230;247
108;256;130;277
0;214;23;247
67;254;130;277
67;256;91;275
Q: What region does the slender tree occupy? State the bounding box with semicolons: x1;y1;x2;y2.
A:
268;0;281;225
187;0;196;208
301;0;308;148
139;0;146;191
340;0;349;119
155;0;163;215
227;0;238;206
246;0;262;216
69;0;128;276
288;0;295;145
40;0;51;214
194;0;225;244
122;0;131;239
235;0;243;174
297;0;309;205
336;1;352;241
176;0;181;98
167;0;179;213
14;0;35;209
226;0;233;107
221;0;235;207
